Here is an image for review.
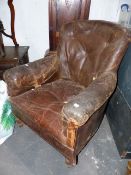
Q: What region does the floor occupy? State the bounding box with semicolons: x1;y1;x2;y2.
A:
0;116;128;175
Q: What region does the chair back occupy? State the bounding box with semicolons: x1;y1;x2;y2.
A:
1;0;19;46
0;21;5;57
58;20;129;87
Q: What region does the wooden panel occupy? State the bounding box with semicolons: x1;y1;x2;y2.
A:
49;0;91;50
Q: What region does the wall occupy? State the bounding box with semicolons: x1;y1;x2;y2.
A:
89;0;120;21
0;0;120;62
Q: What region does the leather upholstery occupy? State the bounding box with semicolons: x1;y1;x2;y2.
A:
4;54;59;96
4;20;129;165
10;79;84;145
58;20;128;85
62;72;117;126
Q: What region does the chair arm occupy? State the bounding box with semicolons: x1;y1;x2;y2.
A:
62;72;117;126
4;54;59;96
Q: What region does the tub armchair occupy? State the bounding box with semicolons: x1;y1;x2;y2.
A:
4;20;129;165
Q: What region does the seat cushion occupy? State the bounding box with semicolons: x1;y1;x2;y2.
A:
11;79;84;146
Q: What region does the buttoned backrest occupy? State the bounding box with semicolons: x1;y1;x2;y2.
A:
58;20;129;87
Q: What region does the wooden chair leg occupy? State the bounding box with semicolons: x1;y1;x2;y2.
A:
65;155;78;166
16;118;24;127
126;161;131;175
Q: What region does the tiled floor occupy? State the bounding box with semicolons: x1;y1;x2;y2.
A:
0;117;128;175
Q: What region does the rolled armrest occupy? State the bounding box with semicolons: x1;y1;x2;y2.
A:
62;72;117;126
4;54;59;96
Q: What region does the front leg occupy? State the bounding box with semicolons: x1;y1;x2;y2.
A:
65;155;78;166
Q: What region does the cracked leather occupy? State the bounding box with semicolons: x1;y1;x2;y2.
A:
4;53;59;96
4;20;129;157
62;72;117;126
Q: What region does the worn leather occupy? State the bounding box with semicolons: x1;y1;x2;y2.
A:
4;53;59;96
10;79;84;144
58;20;128;86
4;20;129;165
62;72;117;126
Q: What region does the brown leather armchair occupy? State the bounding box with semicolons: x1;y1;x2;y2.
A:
4;20;129;166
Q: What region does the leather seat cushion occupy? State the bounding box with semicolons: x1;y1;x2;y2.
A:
11;79;84;145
